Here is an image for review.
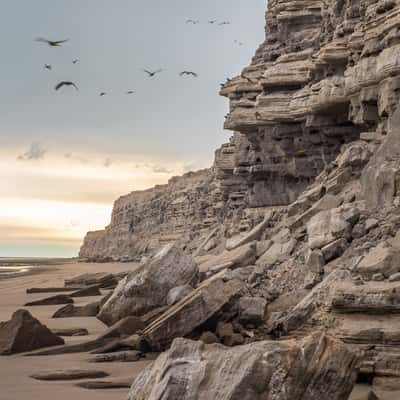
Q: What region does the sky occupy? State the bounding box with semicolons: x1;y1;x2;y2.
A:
0;0;266;258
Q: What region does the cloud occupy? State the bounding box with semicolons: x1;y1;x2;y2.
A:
17;142;46;161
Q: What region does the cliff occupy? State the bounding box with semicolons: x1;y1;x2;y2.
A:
78;0;400;394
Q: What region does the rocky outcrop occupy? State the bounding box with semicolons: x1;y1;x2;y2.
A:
128;333;359;400
0;309;64;355
78;0;400;395
97;242;198;326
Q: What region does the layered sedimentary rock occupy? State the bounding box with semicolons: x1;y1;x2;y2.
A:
80;0;400;395
128;333;359;400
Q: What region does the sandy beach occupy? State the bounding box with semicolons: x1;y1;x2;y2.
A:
0;260;151;400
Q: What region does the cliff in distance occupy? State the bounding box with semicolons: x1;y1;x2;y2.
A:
80;0;400;395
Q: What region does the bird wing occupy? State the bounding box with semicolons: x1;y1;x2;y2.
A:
71;82;79;90
54;39;69;44
54;82;65;90
143;69;152;75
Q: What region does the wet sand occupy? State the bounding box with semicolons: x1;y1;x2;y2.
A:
0;261;150;400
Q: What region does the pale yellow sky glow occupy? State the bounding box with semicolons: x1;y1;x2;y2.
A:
0;148;196;256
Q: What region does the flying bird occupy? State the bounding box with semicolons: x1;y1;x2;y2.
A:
179;71;198;77
219;21;230;25
36;37;69;47
54;81;79;91
99;92;107;96
143;69;163;77
44;64;52;70
234;40;244;46
208;20;217;24
126;90;135;94
186;19;199;24
72;59;79;64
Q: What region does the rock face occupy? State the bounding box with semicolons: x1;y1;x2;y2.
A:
128;333;359;400
97;242;198;326
0;309;64;355
79;0;400;395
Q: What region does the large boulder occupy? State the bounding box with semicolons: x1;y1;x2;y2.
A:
97;242;198;326
128;333;359;400
0;309;64;355
307;207;359;250
143;271;245;351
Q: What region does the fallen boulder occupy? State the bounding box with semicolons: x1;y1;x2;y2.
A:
30;369;109;381
143;271;245;351
88;350;142;363
26;287;82;294
52;328;89;337
97;242;198;326
24;294;73;307
65;272;118;288
97;316;145;340
128;333;359;400
0;309;64;355
52;301;100;318
70;285;102;297
77;379;133;389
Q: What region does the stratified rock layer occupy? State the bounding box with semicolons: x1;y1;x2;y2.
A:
128;333;359;400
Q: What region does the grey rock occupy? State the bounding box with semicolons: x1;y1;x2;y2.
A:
0;310;64;355
166;285;193;306
30;369;109;381
98;242;198;326
238;296;267;326
128;333;359;400
24;294;73;307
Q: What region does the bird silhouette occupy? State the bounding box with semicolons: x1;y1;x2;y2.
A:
219;21;230;25
36;37;69;47
208;20;217;24
126;90;135;94
54;81;79;91
44;64;52;70
186;19;199;24
234;40;244;46
143;69;163;77
179;71;198;77
72;59;79;64
99;92;107;96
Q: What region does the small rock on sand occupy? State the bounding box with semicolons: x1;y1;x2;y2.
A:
30;369;109;381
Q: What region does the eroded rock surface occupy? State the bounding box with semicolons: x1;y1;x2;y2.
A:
128;333;359;400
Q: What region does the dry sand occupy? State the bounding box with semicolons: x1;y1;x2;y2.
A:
0;261;150;400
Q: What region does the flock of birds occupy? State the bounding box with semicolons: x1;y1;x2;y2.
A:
35;19;241;96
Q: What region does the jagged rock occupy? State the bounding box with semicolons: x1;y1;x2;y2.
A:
238;296;266;326
225;213;272;250
355;242;400;279
76;379;133;389
0;309;64;355
199;331;219;344
98;242;197;326
52;302;100;318
166;285;193;306
24;294;73;307
88;350;142;363
307;207;359;250
30;369;109;381
70;285;102;297
321;238;348;262
198;242;257;275
52;328;89;337
97;316;145;340
26;287;82;294
142;271;245;351
65;272;118;288
90;334;148;354
256;238;297;268
332;287;400;313
128;333;359;400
